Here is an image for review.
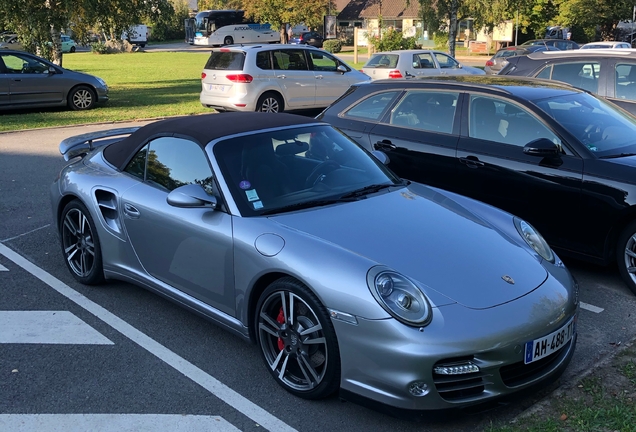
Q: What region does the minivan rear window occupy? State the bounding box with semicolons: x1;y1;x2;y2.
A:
204;51;245;70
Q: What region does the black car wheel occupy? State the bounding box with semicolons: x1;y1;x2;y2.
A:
256;277;340;399
68;86;96;110
70;46;76;53
60;200;104;285
223;36;233;45
617;221;636;295
256;92;283;113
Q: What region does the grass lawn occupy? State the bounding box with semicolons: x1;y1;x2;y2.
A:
0;51;211;132
0;50;369;132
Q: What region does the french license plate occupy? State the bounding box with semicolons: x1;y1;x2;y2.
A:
524;318;575;364
207;84;227;92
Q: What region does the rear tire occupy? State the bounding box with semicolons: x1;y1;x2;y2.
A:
60;200;104;285
256;92;283;113
617;221;636;295
68;86;96;110
70;46;76;53
223;36;233;45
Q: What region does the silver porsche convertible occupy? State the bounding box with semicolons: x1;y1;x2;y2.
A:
51;112;579;412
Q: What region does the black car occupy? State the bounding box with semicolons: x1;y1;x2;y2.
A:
521;39;580;50
290;31;324;48
484;45;560;75
499;50;636;115
318;76;636;294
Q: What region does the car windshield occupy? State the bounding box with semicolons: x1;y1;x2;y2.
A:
365;54;399;68
212;125;402;216
534;92;636;156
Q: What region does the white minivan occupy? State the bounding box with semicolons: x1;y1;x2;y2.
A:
122;25;148;47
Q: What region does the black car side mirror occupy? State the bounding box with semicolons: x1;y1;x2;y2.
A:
523;138;561;157
48;66;57;74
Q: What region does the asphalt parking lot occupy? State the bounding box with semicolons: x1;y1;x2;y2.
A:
1;122;635;431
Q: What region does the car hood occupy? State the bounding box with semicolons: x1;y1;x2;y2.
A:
269;184;547;309
463;65;486;75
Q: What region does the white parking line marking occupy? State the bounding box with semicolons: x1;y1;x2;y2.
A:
0;263;7;271
0;243;297;432
0;414;241;431
580;301;604;313
1;224;51;242
0;311;114;344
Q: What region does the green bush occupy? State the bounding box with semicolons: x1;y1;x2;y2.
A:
366;28;419;52
323;39;342;53
90;42;109;54
434;32;449;49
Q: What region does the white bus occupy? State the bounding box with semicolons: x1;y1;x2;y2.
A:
192;10;279;46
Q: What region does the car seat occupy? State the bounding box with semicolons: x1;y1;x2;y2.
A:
240;140;292;202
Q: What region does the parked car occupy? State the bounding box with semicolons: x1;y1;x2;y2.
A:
581;41;631;49
485;45;560;75
520;39;580;50
361;50;485;80
317;75;636;295
51;112;578;412
61;35;77;53
200;44;369;112
290;31;324;48
0;50;108;110
0;33;23;51
498;49;636;115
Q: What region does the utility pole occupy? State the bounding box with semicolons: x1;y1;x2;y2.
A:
515;10;519;46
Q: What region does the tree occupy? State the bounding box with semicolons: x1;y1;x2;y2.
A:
0;0;170;65
557;0;634;40
242;0;333;42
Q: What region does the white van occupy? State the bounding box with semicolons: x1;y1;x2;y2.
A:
122;25;148;47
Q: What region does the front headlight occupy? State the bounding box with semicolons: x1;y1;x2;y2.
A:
514;217;554;263
369;270;432;326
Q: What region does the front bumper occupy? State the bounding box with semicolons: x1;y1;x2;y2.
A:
333;272;578;411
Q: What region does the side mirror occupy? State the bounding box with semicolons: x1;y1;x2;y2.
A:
371;150;390;165
167;184;218;208
337;64;347;74
48;66;57;74
523;138;561;157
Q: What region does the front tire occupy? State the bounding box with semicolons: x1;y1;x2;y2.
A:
68;86;96;110
70;46;76;53
60;200;104;285
255;277;340;399
256;92;283;113
617;221;636;295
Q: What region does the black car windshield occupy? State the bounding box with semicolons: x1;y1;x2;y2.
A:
534;92;636;157
212;125;402;216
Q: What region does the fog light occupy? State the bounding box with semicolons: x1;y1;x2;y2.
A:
408;381;429;397
434;362;480;375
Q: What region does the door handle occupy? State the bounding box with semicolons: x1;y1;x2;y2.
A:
276;75;286;79
459;157;485;168
123;203;141;219
374;139;397;151
315;75;323;79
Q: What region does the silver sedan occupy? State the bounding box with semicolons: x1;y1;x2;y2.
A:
50;112;578;412
361;49;485;80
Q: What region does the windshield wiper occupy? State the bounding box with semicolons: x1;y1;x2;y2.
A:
260;198;356;215
338;182;405;200
599;152;636;159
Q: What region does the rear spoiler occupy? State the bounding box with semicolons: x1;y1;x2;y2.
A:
59;127;140;161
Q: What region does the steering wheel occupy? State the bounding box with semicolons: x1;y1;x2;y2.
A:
304;160;340;188
582;122;603;144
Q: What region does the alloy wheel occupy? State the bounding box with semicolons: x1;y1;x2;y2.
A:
62;208;96;278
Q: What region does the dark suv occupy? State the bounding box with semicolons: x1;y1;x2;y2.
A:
499;49;636;115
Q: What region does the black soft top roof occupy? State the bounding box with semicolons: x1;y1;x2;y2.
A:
103;112;320;170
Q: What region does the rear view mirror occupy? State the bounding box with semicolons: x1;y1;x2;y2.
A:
337;64;347;74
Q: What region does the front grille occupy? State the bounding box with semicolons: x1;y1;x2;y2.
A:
432;357;491;401
500;339;572;387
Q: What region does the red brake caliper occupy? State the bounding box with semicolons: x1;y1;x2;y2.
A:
277;307;285;351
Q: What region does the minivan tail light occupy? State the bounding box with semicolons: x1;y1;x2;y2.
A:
201;72;206;79
388;70;403;79
226;74;253;83
485;60;494;67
